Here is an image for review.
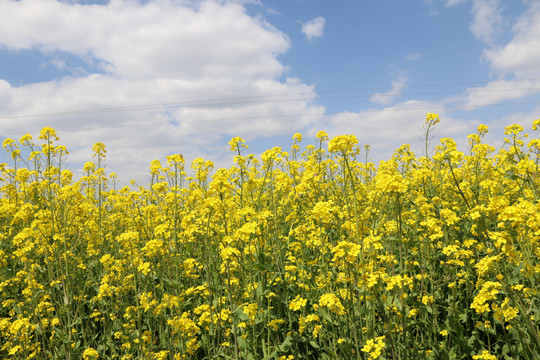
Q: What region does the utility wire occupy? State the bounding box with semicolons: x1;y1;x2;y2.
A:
3;99;540;137
316;77;540;92
0;83;540;120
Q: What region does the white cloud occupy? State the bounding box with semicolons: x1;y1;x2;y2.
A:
301;16;326;42
459;79;540;109
49;58;66;70
370;74;409;107
0;0;291;80
405;52;421;62
483;2;540;78
0;0;323;184
317;2;539;160
322;100;473;162
323;102;538;164
446;0;467;7
454;2;540;109
470;0;503;45
266;7;280;15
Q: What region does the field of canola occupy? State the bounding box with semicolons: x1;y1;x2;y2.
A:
0;114;539;360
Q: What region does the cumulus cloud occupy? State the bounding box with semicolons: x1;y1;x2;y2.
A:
322;1;540;161
322;101;537;164
446;0;467;7
48;58;66;70
470;0;504;45
459;79;540;109
483;2;540;78
0;0;290;80
301;16;326;42
370;74;409;107
404;52;421;62
322;100;473;161
457;2;540;109
0;0;323;184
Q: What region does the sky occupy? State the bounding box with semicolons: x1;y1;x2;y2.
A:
1;0;540;185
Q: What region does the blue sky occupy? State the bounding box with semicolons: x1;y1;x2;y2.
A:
1;0;539;184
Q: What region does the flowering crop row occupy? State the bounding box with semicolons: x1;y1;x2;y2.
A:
0;115;539;359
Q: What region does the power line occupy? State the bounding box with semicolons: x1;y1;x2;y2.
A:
3;99;539;137
1;78;540;120
317;77;540;93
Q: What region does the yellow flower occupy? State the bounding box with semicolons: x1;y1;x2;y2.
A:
477;124;489;135
386;274;413;291
470;281;502;315
92;142;107;158
2;137;15;149
83;161;96;173
532;118;540;130
328;134;359;154
242;302;259;323
228;136;247;151
168;313;200;338
319;293;345;315
137;262;152;276
167;153;184;166
185;338;201;355
268;318;285;331
426;113;440;125
504;123;524;135
289;295;307;311
313;324;322;338
473;350;497;360
332;240;361;265
83;348;99;360
153;351;169;360
39;127;59;141
316;130;329;141
8;345;23;356
19;133;32;144
361;335;386;360
421;295;434;305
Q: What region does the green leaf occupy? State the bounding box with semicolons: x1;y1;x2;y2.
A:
467;334;478;348
278;335;293;352
237;336;247;349
448;347;456;360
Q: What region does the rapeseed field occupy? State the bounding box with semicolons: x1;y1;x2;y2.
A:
1;114;539;359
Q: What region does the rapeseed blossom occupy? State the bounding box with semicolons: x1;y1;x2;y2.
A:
473;350;498;360
319;293;345;315
331;240;361;265
327;134;358;154
426;113;440;125
289;295;307;311
361;335;386;360
83;348;99;360
471;281;502;314
0;117;539;359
